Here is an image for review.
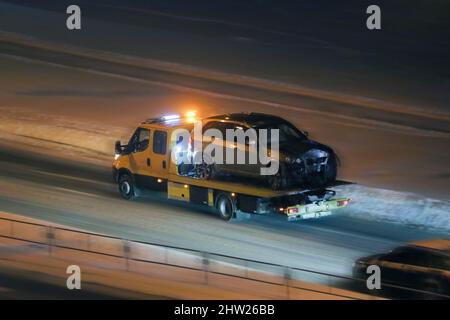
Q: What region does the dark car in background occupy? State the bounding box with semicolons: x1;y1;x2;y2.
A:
353;239;450;299
193;113;338;189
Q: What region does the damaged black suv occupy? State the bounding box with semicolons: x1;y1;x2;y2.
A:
194;113;338;190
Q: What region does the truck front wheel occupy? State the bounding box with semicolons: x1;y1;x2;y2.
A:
118;173;136;200
215;193;235;221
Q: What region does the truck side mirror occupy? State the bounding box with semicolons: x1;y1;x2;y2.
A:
115;140;122;154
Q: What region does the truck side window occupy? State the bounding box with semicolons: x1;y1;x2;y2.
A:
153;130;167;155
128;128;150;153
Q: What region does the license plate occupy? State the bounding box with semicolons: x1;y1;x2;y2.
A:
287;211;332;221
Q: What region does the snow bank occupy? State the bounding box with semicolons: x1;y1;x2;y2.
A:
334;184;450;231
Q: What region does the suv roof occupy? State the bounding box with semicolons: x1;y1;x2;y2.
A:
140;112;290;130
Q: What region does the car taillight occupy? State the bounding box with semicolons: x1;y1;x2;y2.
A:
337;199;349;207
287;208;298;214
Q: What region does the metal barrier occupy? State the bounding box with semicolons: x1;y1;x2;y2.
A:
0;215;447;299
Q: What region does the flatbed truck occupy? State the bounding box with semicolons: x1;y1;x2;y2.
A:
112;115;350;221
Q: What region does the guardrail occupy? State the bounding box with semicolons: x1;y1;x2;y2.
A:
0;215;447;299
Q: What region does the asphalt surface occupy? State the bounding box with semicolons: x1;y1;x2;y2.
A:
0;144;446;283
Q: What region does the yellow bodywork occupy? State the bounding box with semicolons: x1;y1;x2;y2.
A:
168;182;190;201
113;119;194;179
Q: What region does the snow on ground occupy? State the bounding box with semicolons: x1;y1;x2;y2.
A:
334;184;450;232
0;106;128;165
1;106;449;232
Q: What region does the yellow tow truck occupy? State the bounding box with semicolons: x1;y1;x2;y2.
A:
112;114;350;221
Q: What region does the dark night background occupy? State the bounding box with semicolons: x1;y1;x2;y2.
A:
2;0;449;110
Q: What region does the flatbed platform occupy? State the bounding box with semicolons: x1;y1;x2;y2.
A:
169;173;351;199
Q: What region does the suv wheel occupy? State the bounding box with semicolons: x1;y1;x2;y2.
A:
307;154;337;188
196;162;216;180
267;163;287;190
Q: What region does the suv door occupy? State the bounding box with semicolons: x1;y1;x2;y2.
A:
202;121;227;172
231;123;259;176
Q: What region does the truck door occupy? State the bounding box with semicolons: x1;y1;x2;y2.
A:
128;127;151;176
150;129;169;178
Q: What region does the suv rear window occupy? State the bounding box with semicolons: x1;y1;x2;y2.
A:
203;121;227;135
153;130;167;155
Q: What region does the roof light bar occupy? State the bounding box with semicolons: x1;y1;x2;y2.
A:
162;114;180;121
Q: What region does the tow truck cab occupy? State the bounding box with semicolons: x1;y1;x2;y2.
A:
112;115;350;221
113;116;193;193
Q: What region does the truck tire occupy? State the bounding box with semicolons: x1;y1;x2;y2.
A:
215;193;235;221
118;173;136;200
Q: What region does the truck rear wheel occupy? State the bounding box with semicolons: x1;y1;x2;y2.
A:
118;173;136;200
215;193;235;221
